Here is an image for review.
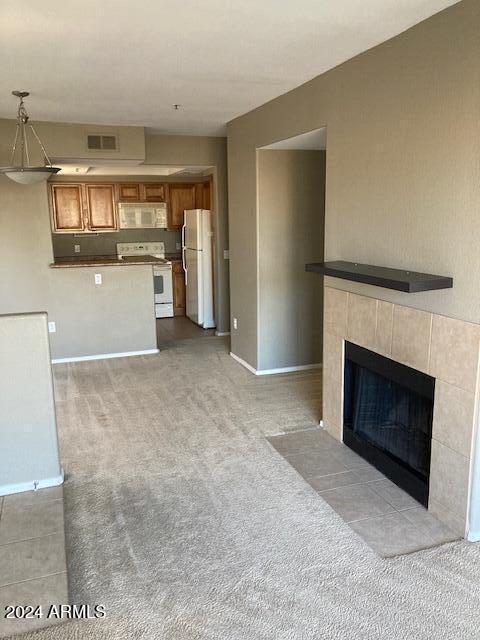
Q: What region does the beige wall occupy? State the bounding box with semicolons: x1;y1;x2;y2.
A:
0;177;157;359
0;119;145;165
145;134;230;333
0;313;62;493
257;149;325;370
227;0;479;367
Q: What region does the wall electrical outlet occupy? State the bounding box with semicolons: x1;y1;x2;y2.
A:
74;244;81;253
48;321;56;333
233;317;238;330
223;249;230;260
94;273;102;285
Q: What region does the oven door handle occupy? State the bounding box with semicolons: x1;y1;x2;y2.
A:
182;223;187;285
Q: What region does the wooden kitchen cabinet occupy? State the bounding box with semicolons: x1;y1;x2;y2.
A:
141;183;166;202
117;182;166;203
168;183;196;230
50;183;117;233
172;261;186;316
195;181;211;210
117;183;141;201
85;184;116;231
50;184;85;232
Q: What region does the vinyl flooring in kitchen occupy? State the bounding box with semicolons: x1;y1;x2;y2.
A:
156;316;217;348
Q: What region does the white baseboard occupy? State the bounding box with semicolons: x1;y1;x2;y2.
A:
52;348;159;364
0;469;64;497
257;363;322;376
467;530;480;542
215;331;231;336
230;352;322;376
230;352;257;374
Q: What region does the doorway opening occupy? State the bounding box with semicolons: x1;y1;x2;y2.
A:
256;127;326;373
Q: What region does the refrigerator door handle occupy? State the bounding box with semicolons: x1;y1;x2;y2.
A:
182;223;188;285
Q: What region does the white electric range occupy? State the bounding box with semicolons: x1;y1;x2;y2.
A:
116;242;174;318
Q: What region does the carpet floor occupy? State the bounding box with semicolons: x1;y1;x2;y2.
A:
13;337;480;639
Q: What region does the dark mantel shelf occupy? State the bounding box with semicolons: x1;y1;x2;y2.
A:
305;261;453;293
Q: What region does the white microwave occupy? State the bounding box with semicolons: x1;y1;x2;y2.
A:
118;202;168;229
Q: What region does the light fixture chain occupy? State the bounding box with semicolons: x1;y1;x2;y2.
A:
9;123;20;166
29;124;53;167
24;123;30;167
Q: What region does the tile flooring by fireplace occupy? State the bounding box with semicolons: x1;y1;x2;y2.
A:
267;427;458;557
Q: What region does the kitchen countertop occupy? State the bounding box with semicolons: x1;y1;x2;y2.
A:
50;255;173;268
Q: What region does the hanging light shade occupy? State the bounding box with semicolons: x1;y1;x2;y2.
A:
0;91;60;185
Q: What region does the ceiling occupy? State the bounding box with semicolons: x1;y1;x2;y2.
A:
0;0;459;136
261;128;327;151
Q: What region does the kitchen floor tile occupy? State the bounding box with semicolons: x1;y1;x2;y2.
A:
320;483;395;522
0;500;64;545
0;534;67;588
349;511;435;557
367;478;421;510
283;450;347;479
0;573;68;637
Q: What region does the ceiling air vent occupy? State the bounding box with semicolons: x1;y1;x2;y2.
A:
87;133;118;151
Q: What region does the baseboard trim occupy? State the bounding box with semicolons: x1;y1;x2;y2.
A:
52;348;159;364
230;352;257;374
215;331;231;336
0;470;64;497
230;352;322;376
257;363;322;375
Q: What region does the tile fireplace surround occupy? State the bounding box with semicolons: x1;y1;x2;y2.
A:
322;285;480;539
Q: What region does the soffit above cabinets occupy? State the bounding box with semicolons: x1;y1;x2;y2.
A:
54;164;213;177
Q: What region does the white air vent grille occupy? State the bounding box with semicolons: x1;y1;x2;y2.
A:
87;134;118;151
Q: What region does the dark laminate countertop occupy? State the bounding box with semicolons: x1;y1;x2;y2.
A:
50;255;170;268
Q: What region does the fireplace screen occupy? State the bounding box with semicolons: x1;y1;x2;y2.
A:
343;342;434;505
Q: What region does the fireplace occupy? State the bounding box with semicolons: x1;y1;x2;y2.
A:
343;342;435;506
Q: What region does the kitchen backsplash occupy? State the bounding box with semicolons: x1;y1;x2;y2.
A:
51;229;182;257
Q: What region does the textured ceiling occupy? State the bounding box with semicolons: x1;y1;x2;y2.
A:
0;0;459;135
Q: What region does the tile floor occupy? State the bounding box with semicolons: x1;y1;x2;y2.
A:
267;428;459;557
156;316;216;348
0;486;68;637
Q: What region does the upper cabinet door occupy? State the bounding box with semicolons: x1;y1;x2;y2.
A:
50;184;85;232
141;183;166;202
118;183;141;201
85;184;117;231
168;184;196;229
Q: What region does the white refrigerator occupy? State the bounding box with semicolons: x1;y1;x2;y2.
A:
182;209;215;329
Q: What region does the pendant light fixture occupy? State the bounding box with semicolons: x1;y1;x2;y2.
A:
0;91;60;185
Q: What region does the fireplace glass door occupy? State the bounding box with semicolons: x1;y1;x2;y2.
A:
343;342;435;505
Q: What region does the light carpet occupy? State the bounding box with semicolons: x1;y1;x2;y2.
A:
12;337;480;639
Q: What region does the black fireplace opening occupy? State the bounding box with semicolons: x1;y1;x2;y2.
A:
343;342;435;506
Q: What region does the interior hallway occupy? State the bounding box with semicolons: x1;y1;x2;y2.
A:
16;338;480;639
